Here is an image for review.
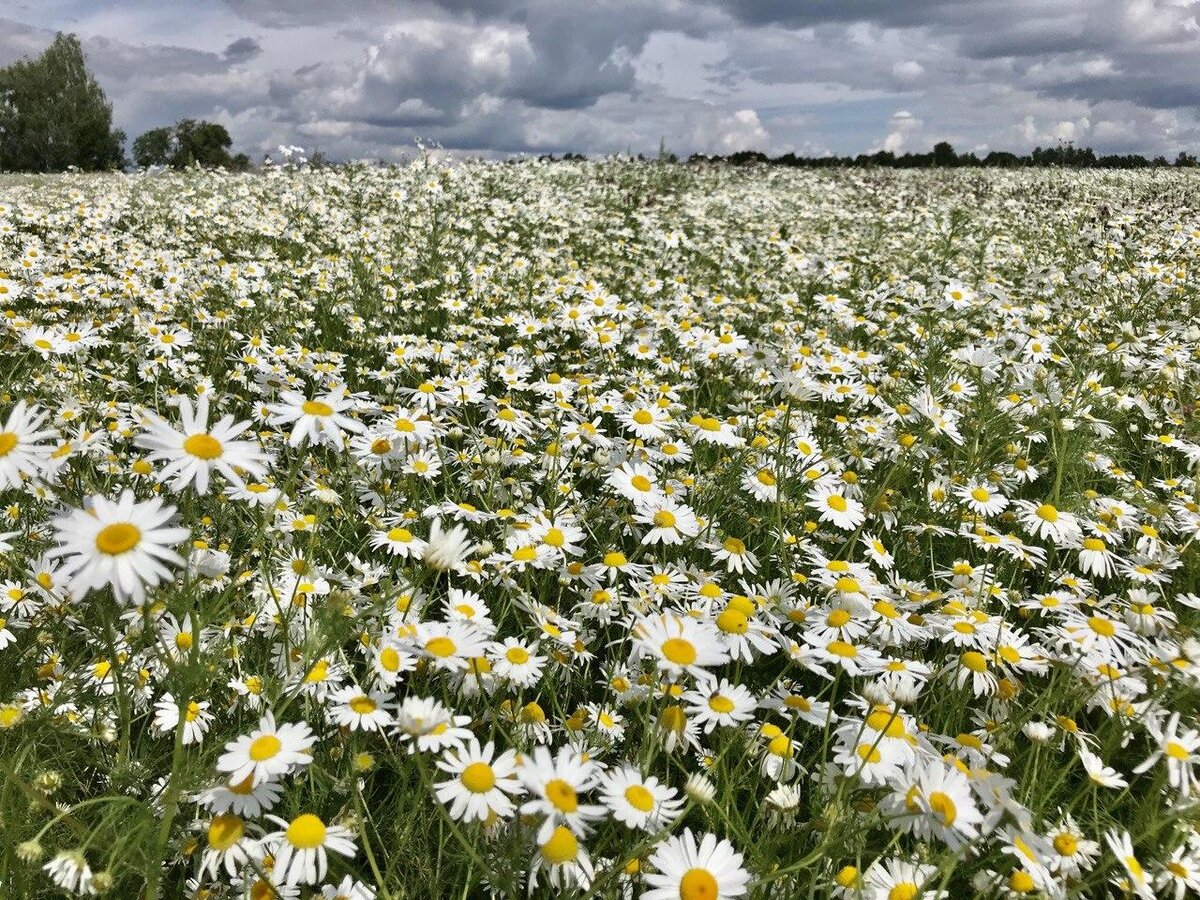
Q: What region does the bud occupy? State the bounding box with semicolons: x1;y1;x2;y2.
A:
16;839;43;862
684;772;716;805
1022;721;1054;743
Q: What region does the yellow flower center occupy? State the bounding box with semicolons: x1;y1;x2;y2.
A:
545;779;578;813
540;826;578;864
625;784;655;812
679;868;719;900
183;433;223;460
286;813;327;849
827;640;857;658
961;651;988;673
425;636;457;658
387;527;412;543
1088;616;1116;637
1166;741;1190;760
866;710;905;737
970;487;990;502
632;410;654;425
461;762;496;793
827;494;848;512
349;695;377;715
1036;503;1059;522
1053;833;1078;856
302;400;334;416
505;646;530;664
928;791;957;826
0;432;17;456
708;694;735;714
95;522;141;555
249;734;281;761
653;510;677;528
207;814;244;851
661;637;697;665
630;475;653;492
716;608;748;634
888;885;919;900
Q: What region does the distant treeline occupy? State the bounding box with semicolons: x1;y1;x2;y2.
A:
541;142;1200;170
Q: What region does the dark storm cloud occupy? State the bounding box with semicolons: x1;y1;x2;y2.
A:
3;0;1199;160
223;37;262;62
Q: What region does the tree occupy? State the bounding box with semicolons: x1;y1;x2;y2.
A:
132;126;172;167
171;118;233;168
932;141;957;167
0;33;125;172
132;119;243;170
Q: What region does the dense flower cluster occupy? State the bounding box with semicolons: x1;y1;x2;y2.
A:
0;161;1198;899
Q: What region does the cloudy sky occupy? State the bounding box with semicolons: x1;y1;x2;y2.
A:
1;0;1199;161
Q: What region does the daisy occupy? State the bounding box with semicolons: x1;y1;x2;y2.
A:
598;765;684;831
607;461;664;507
862;858;946;900
196;773;285;817
50;491;190;604
327;686;393;732
269;389;367;448
0;401;56;489
434;738;522;822
152;693;213;745
643;829;750;900
683;678;757;733
135;395;269;494
393;695;473;753
1105;829;1154;899
807;484;866;531
518;744;605;841
415;620;489;672
216;712;317;787
529;825;595;893
635;497;700;545
266;812;356;886
904;760;984;849
369;521;427;559
1015;500;1082;546
199;813;263;880
487;637;546;688
957;482;1008;517
421;519;475;574
1132;711;1199;792
632;613;730;681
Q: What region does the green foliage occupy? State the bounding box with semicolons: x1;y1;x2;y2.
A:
0;33;125;172
132;119;249;171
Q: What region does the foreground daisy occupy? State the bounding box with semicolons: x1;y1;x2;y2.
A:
434;738;522;822
643;828;749;900
135;394;269;494
216;712;317;786
0;401;56;489
266;812;356;885
269;389;367;448
50;491;190;603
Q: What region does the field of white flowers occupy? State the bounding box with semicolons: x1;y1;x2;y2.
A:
0;160;1198;899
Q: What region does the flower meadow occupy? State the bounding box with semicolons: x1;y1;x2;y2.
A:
0;160;1198;900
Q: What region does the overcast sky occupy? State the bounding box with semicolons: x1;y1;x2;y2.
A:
1;0;1198;161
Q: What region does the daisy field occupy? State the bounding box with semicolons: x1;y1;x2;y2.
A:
0;159;1198;899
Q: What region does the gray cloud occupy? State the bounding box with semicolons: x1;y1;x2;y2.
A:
223;37;262;62
1;0;1198;161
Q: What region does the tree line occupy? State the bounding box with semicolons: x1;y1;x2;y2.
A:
679;141;1198;169
0;33;248;172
